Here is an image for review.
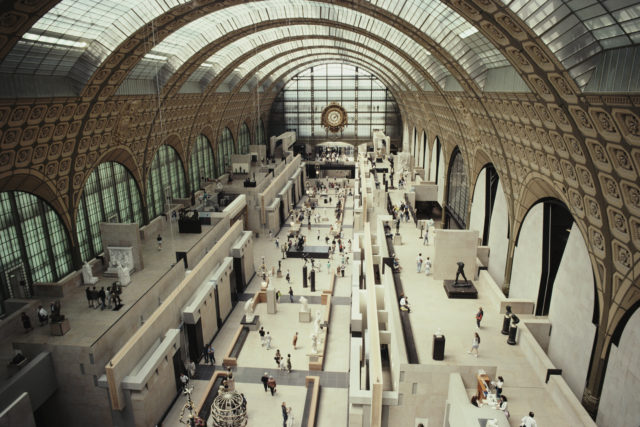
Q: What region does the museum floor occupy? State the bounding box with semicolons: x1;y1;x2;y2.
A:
161;177;578;426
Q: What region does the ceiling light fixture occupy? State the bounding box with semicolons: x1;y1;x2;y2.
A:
23;32;87;48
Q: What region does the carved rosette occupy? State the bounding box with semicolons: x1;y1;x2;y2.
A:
321;103;348;133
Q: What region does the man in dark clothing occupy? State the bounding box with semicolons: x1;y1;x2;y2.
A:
282;402;288;427
86;287;93;308
98;287;106;310
261;372;269;392
91;286;98;309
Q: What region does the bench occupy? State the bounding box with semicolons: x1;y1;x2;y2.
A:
301;376;321;427
222;326;249;367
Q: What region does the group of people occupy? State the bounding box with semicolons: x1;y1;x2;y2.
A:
391;201;411;223
273;349;292;373
416;253;432;275
202;344;216;364
85;282;121;310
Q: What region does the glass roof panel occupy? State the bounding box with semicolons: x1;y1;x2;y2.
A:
215;43;413;92
502;0;640;90
169;26;436;87
2;0;503;89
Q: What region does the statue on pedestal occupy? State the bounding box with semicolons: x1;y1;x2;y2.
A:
310;333;318;354
314;310;323;336
299;296;309;313
244;299;255;323
116;262;131;286
454;261;468;286
82;262;98;285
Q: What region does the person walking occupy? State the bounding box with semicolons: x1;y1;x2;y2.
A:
259;326;266;346
286;354;292;373
86;286;94;308
275;237;279;249
286;270;291;284
105;287;112;309
292;332;298;349
98;287;106;310
468;332;480;357
476;307;484;329
416;253;423;273
423;229;429;245
274;350;282;367
91;286;99;309
281;402;288;427
267;376;277;395
157;234;163;250
288;286;294;303
265;332;272;350
260;372;269;392
424;257;432;276
520;412;537;427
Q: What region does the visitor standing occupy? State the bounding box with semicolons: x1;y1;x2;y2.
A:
417;253;423;273
476;307;484;329
424;257;432;276
157;234;163;250
208;345;216;364
520;412;537;427
265;332;272;350
288;286;294;303
203;345;209;364
21;312;32;333
259;326;266;346
286;270;291;284
261;372;269;392
286;354;292;373
292;332;298;349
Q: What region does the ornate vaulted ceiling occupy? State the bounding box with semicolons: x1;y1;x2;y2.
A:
0;0;639;414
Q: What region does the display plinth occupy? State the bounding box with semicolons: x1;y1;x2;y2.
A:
50;318;70;336
299;311;311;322
433;334;445;360
240;315;260;331
443;280;478;299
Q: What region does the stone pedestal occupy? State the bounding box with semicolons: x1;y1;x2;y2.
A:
266;288;277;314
277;270;282;278
299;310;311;322
50;318;70;336
393;234;402;245
241;315;260;331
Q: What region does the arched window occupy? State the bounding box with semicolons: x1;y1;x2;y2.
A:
189;135;216;192
76;162;144;261
238;123;251;154
217;127;235;176
256;119;266;145
146;145;187;220
0;191;72;300
446;148;469;229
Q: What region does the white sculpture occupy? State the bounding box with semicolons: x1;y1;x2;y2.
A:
299;296;309;312
310;333;318;354
116;262;131;286
82;262;98;285
244;299;255;323
314;310;322;336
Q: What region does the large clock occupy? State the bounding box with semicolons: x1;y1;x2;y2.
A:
321;103;348;133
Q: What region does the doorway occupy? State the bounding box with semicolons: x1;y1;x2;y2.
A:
186;320;204;364
233;257;246;295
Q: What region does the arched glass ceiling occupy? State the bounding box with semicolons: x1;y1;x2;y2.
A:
0;0;510;90
131;25;450;90
172;37;431;93
502;0;640;90
215;47;415;94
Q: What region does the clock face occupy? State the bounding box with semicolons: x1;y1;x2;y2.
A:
321;103;348;133
327;110;342;126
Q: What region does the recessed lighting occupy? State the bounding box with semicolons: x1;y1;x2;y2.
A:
23;32;87;48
